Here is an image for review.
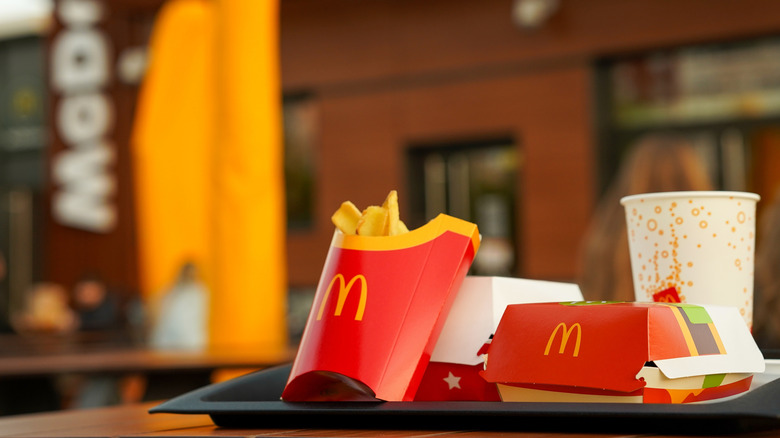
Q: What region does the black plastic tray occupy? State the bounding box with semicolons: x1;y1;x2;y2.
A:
150;363;780;434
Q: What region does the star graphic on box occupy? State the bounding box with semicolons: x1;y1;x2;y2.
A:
415;362;501;401
443;372;461;390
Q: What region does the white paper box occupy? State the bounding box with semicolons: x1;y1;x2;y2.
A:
430;276;584;366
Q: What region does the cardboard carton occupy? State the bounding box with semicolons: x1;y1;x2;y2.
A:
282;214;480;402
414;276;583;401
482;302;765;403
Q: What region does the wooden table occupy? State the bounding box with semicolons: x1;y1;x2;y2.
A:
0;332;296;415
0;345;296;377
1;402;780;437
0;333;296;377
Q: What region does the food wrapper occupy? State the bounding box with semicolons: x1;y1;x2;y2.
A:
282;214;480;402
482;302;765;403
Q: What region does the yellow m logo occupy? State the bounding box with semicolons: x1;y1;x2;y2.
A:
316;274;367;321
544;322;582;357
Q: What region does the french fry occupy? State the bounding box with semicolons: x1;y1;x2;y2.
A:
382;190;399;236
381;190;410;235
393;219;410;235
332;190;410;236
356;205;387;236
331;201;362;235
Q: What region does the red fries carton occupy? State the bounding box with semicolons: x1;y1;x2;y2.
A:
482;302;765;404
282;214;480;402
414;276;583;401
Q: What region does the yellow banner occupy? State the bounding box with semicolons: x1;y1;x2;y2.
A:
132;0;215;303
133;0;287;351
209;0;287;350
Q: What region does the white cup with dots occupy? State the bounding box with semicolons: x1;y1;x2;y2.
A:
620;191;760;328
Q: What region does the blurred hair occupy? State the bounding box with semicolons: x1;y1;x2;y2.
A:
754;192;780;347
75;271;105;287
175;261;199;284
577;133;714;302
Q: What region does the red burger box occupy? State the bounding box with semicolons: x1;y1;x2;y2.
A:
282;214;480;402
481;302;765;404
414;276;584;401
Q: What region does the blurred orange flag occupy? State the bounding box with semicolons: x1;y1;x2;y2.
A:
132;0;287;351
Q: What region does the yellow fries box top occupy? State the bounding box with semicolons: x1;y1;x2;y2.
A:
415;276;584;401
282;214;480;402
481;302;765;404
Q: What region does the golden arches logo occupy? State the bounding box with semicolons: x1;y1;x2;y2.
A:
316;274;367;321
544;322;582;357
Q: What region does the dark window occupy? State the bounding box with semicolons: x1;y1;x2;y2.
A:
407;138;521;276
282;94;317;230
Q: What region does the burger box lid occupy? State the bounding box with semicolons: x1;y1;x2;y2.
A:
430;276;584;366
481;302;765;395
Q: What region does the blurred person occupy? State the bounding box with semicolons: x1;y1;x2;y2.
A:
577;133;714;302
149;261;208;350
11;282;77;335
124;294;149;346
754;192;780;349
72;274;122;332
4;282;73;414
68;275;127;409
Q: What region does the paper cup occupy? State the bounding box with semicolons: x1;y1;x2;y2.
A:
620;191;759;327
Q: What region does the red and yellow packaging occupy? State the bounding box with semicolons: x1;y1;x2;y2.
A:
482;302;765;404
282;214;480;402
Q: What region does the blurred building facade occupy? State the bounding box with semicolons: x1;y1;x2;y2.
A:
2;0;780;333
278;0;780;287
